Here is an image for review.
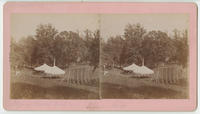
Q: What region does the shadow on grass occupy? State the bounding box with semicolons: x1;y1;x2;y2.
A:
130;76;151;79
40;76;61;79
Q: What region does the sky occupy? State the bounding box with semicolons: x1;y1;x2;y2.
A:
11;14;100;41
11;13;189;41
101;14;189;40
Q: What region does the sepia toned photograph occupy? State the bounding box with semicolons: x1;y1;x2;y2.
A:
10;13;189;99
100;14;189;99
10;14;101;99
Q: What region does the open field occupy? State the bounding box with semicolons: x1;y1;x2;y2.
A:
10;67;188;99
10;67;100;99
11;82;99;99
101;68;189;99
101;82;188;99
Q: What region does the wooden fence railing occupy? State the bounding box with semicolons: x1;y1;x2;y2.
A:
62;66;99;85
152;65;183;84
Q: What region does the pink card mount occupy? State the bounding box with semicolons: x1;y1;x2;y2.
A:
3;2;197;111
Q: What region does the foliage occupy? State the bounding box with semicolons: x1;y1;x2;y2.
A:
102;23;189;68
10;24;100;70
102;35;124;66
10;23;189;70
171;29;189;67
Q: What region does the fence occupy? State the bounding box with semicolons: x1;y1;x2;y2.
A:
152;65;183;84
62;66;99;85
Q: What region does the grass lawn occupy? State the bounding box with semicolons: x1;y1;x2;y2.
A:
10;82;99;99
10;67;188;99
102;68;189;99
101;83;188;99
10;66;100;99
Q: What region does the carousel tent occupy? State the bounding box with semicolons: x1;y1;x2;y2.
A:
134;65;154;75
44;66;65;75
123;63;141;72
123;63;154;75
34;63;51;72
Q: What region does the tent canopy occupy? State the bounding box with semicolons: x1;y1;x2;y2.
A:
34;63;51;71
134;66;154;75
34;63;65;75
123;63;154;75
123;63;141;71
44;66;65;75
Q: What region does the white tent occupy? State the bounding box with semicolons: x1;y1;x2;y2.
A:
34;63;51;71
123;63;154;75
123;63;141;72
134;65;154;75
44;66;65;75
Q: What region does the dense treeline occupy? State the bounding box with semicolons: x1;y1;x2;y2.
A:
10;23;188;71
10;24;100;70
102;23;188;68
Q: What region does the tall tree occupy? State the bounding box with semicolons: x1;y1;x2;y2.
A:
172;29;189;67
10;37;23;69
123;23;146;66
103;35;124;67
18;36;36;67
34;24;58;66
89;30;100;72
141;30;175;68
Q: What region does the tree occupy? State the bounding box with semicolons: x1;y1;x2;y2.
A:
123;23;146;66
102;23;179;69
102;35;124;67
83;29;95;62
172;29;189;67
18;36;36;67
13;23;102;70
34;24;58;66
119;44;128;66
10;37;23;69
141;30;175;68
88;30;100;72
55;30;87;68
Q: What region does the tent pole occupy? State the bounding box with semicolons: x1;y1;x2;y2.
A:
142;57;144;66
54;58;56;66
